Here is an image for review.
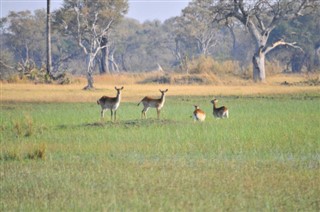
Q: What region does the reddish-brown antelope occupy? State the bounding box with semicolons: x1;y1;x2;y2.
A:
97;86;124;121
210;99;229;119
193;105;206;122
138;89;168;119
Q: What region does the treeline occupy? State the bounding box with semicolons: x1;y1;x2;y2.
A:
1;0;319;83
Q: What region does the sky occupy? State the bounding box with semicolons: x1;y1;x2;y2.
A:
0;0;191;22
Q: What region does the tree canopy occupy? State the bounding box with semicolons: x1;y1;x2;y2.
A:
0;0;319;83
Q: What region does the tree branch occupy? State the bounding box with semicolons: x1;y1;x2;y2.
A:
100;19;114;37
74;6;88;55
92;12;99;38
263;39;304;55
0;60;14;69
255;14;265;31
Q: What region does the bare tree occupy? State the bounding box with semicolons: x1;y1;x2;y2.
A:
56;0;128;89
211;0;319;82
182;0;219;56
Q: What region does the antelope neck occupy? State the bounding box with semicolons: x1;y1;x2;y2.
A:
213;102;217;109
116;92;121;100
160;93;166;102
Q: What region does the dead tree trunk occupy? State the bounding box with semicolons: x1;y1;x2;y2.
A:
108;48;119;72
253;49;266;81
100;37;108;74
46;0;52;78
83;53;95;90
247;22;269;82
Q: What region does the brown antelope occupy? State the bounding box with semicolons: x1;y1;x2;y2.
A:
210;99;229;118
138;89;168;119
193;105;206;122
97;86;124;121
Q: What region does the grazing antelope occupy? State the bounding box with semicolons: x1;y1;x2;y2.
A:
97;86;124;121
193;105;206;122
210;99;229;118
138;89;168;119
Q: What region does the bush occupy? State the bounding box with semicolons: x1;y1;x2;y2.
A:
266;60;285;76
188;55;239;76
189;55;215;74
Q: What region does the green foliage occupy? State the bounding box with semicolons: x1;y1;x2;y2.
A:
1;10;46;68
1;95;319;210
0;49;15;80
1;0;320;80
270;11;320;72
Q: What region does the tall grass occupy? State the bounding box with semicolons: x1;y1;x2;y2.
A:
1;95;319;210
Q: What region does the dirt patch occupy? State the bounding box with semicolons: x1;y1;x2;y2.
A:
83;119;178;129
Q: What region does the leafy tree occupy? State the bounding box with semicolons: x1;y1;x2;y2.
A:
287;13;320;72
210;0;320;82
1;10;47;73
181;0;220;56
110;18;176;72
55;0;128;89
109;18;142;72
0;49;15;80
164;17;198;73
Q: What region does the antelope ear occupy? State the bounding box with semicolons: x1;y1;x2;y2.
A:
121;86;124;90
114;86;117;90
165;89;168;92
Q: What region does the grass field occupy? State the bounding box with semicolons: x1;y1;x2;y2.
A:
1;79;320;210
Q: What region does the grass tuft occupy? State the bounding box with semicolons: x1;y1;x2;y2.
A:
24;115;34;137
0;150;21;161
25;144;46;160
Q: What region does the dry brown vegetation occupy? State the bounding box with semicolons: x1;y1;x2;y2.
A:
1;72;319;103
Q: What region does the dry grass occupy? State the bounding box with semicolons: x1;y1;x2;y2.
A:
1;73;319;103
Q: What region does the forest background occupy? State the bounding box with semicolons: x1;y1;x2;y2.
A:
1;0;319;87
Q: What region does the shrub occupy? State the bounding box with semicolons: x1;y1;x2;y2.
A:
266;60;285;76
188;55;240;76
189;55;215;74
26;144;46;160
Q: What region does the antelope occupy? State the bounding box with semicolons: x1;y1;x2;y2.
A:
193;105;206;122
138;89;168;119
210;98;229;118
97;86;124;121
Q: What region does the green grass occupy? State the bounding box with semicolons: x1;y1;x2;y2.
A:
1;95;320;211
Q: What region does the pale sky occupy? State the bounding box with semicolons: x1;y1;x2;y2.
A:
0;0;191;22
